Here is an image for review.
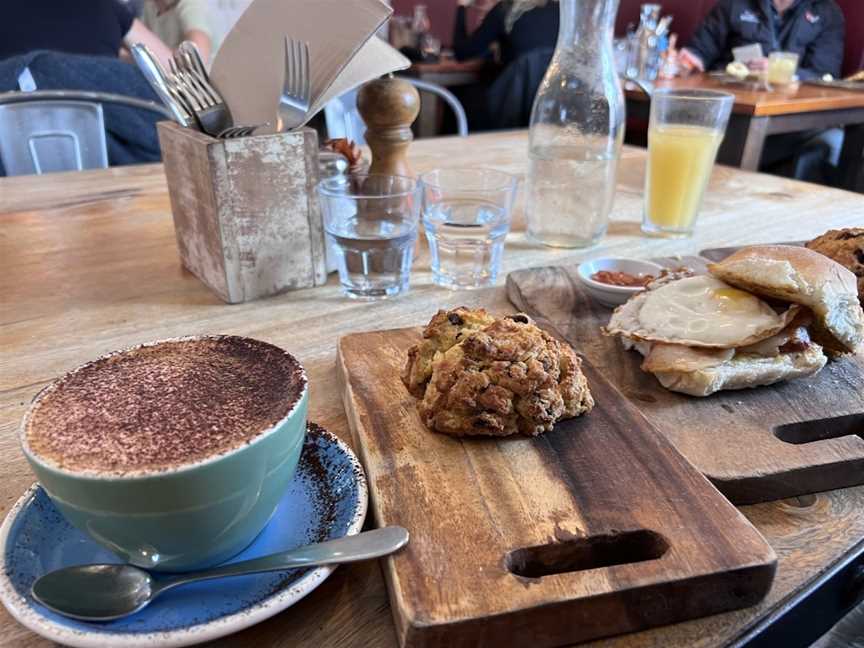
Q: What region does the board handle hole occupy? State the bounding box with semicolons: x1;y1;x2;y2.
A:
505;529;669;578
774;413;864;445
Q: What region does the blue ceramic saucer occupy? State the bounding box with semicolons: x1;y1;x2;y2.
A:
0;424;367;648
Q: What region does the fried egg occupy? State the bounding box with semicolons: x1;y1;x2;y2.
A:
605;275;798;348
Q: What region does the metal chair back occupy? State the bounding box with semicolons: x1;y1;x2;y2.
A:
323;78;469;146
0;100;108;175
0;90;173;176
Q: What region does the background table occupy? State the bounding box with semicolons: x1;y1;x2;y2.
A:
625;75;864;189
1;132;863;647
409;58;488;88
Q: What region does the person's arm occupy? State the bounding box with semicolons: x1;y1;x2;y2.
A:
679;48;706;72
684;0;733;72
175;0;213;63
183;29;211;63
124;18;174;68
453;1;505;61
797;5;845;80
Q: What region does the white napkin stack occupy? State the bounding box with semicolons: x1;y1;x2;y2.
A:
211;0;410;131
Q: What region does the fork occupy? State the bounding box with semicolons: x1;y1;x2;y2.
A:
278;37;311;132
130;44;193;128
168;44;234;137
218;125;258;138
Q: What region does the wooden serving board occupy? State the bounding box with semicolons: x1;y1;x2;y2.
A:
338;329;776;648
506;253;864;506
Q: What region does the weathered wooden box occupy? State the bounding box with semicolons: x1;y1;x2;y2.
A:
157;122;327;304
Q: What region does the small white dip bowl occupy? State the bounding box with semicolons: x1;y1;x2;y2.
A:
576;258;665;308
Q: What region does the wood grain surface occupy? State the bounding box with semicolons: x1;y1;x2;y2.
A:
506;256;864;505
625;75;864;116
338;328;776;647
1;131;863;647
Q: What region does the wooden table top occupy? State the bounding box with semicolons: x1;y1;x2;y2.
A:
408;57;490;87
410;57;487;75
1;131;863;647
625;74;864;117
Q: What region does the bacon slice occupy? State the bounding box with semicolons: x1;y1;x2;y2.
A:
736;310;813;357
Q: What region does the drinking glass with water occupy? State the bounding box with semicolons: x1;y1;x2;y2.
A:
318;174;421;299
419;168;518;290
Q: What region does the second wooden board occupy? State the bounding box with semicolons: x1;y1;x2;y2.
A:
506;257;864;505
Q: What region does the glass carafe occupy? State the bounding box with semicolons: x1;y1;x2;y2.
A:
525;0;624;248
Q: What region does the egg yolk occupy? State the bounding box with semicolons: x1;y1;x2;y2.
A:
712;287;753;312
634;275;784;347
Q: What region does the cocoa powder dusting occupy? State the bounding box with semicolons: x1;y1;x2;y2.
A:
25;336;305;474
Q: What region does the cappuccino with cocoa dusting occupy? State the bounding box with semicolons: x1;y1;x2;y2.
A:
24;336;305;474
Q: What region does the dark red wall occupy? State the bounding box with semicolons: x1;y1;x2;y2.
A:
836;0;864;75
390;1;501;48
391;0;459;47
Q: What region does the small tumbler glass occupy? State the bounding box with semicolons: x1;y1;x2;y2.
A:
420;168;518;289
642;89;734;238
317;174;421;299
767;51;799;85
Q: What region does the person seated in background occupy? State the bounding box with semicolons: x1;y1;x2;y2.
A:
0;0;177;175
680;0;845;80
453;0;558;67
678;0;846;185
0;0;173;68
138;0;214;64
454;0;559;130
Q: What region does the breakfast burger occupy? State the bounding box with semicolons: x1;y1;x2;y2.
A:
603;245;864;397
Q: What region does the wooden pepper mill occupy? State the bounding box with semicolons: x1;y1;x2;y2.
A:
357;75;421;178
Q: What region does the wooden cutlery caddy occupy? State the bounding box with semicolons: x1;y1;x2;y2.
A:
158;122;328;304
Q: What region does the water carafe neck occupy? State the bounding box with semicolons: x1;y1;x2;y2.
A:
557;0;620;50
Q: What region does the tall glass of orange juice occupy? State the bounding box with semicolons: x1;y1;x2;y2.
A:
642;89;734;238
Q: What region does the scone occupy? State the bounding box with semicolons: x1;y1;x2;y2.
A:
806;228;864;303
403;309;594;437
402;307;495;398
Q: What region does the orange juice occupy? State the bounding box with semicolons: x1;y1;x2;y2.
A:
767;53;798;85
644;125;723;232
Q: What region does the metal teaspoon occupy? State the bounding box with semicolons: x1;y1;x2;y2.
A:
31;526;409;621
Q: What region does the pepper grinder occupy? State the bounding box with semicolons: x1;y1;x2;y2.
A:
357;75;421;178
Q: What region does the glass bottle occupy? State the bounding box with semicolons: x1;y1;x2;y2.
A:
411;5;431;50
525;0;625;248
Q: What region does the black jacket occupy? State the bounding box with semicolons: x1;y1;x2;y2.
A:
686;0;845;79
0;0;134;61
0;51;163;174
453;3;558;67
487;48;554;129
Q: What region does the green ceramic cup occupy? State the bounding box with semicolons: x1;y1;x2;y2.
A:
20;338;308;572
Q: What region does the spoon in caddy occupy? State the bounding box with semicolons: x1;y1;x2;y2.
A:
32;526;409;621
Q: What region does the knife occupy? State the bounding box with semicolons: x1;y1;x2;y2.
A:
131;43;194;128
